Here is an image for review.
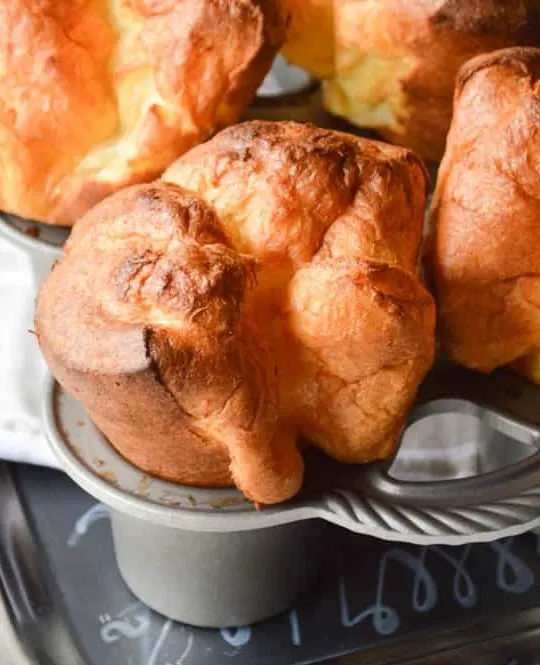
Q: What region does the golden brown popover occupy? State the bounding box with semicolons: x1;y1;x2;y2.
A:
36;121;435;504
427;47;540;385
0;0;287;225
324;0;540;161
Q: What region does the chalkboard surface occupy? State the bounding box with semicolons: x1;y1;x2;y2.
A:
14;465;540;665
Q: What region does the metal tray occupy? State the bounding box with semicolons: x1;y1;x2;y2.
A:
6;463;540;665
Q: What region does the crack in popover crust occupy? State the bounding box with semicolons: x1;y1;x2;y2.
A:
36;121;435;505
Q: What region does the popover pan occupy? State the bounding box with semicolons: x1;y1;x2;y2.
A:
42;363;540;628
0;212;67;254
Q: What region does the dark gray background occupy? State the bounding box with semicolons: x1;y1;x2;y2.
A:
14;465;540;665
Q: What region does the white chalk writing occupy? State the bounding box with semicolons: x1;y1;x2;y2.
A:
220;626;252;648
67;503;109;548
490;538;534;594
289;609;301;646
339;541;533;637
100;614;150;644
146;619;172;665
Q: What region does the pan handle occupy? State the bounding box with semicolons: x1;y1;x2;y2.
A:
358;398;540;509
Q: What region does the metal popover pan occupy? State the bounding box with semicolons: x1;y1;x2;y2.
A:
0;212;68;253
42;361;540;628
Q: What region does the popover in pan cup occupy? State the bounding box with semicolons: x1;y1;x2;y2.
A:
0;0;287;226
324;0;540;162
36;120;435;506
427;47;540;386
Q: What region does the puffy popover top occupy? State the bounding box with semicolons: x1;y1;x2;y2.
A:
428;47;540;385
0;0;287;226
36;121;435;505
324;0;540;161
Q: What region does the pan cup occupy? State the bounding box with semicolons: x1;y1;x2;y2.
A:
42;377;328;628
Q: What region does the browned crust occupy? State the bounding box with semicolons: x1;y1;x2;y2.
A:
329;0;540;162
427;47;540;383
37;121;435;504
456;45;540;93
0;0;288;225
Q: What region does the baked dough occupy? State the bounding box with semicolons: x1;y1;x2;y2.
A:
36;121;435;504
0;0;287;225
427;47;540;385
324;0;540;161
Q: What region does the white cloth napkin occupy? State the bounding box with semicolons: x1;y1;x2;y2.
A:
0;237;58;468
